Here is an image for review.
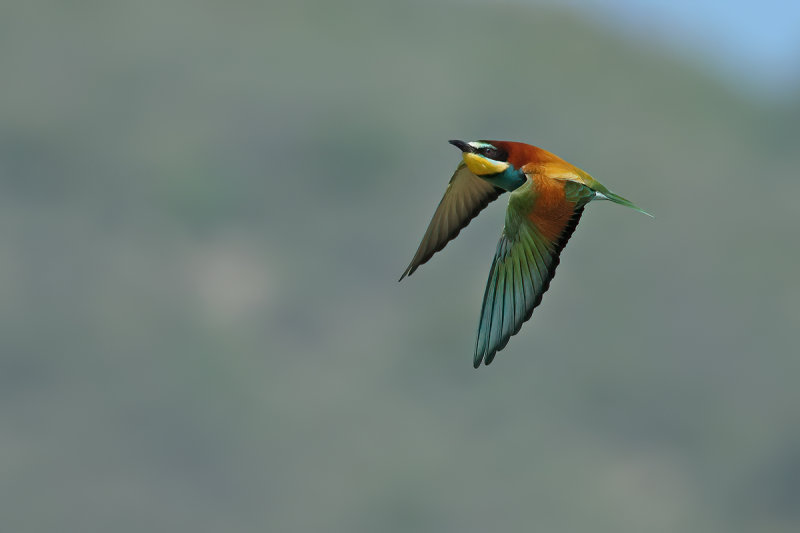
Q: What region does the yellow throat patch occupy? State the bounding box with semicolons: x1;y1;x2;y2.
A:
462;152;509;176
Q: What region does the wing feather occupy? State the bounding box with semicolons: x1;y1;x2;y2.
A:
474;180;594;367
400;163;503;280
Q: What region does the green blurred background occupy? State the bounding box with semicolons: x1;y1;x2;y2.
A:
2;1;799;531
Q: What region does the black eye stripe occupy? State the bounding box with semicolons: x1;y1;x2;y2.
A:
478;146;508;162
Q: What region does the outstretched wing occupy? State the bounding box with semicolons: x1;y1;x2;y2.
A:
474;179;594;367
400;163;503;280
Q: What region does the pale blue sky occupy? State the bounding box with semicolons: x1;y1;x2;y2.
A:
537;0;800;96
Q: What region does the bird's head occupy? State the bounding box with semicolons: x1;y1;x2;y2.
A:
449;140;527;192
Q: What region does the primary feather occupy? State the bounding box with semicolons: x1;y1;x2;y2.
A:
475;178;594;367
399;163;503;281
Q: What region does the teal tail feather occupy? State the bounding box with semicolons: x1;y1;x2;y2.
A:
601;191;654;218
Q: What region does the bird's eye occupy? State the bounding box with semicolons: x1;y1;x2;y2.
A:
480;146;508;162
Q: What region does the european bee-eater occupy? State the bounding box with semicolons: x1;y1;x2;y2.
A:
401;140;651;368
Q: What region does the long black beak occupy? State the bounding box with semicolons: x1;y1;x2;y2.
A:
448;139;473;153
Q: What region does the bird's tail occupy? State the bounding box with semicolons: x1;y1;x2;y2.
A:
599;190;653;218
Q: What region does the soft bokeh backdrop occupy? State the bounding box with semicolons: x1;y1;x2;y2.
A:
2;1;799;532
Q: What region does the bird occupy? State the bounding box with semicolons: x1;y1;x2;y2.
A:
400;140;651;368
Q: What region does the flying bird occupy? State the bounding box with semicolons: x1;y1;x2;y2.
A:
400;140;651;368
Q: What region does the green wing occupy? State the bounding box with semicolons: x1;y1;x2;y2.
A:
474;181;594;367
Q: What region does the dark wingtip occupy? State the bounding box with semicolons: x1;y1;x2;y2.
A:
398;264;415;282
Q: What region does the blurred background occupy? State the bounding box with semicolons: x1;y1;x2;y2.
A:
1;0;799;531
